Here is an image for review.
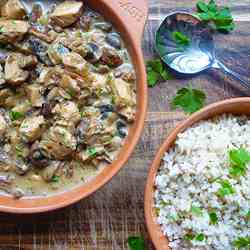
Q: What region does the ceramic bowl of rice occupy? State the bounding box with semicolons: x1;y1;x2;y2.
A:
144;98;250;250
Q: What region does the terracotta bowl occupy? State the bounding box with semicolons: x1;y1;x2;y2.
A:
144;97;250;250
0;0;148;213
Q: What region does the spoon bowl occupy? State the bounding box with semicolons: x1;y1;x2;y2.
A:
156;12;250;90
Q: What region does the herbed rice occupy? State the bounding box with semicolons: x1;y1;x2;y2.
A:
154;114;250;250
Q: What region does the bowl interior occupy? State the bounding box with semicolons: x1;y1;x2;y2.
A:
0;0;147;213
144;98;250;250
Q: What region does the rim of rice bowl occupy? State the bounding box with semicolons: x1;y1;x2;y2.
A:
153;113;250;250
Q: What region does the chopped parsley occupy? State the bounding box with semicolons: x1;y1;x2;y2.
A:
0;26;4;34
233;236;250;249
171;86;206;114
52;175;60;183
146;59;173;87
184;233;195;241
15;145;24;158
228;148;250;177
195;233;205;241
172;31;190;47
87;147;97;157
217;180;235;197
128;236;146;250
196;0;235;33
209;211;218;224
9;111;24;121
191;205;203;217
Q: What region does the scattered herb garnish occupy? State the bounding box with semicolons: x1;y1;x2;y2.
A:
171;86;206;114
233;236;250;249
172;31;190;47
15;145;24;158
52;175;60;183
128;236;146;250
9;111;24;121
0;26;4;34
87;147;97;157
228;148;250;177
184;233;195;241
209;211;218;224
191;205;203;217
196;0;235;33
217;180;235;197
146;59;173;87
195;233;205;241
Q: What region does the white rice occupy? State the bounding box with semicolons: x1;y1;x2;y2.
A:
154;114;250;250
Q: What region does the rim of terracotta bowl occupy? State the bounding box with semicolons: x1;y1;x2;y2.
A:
0;0;148;214
144;97;250;250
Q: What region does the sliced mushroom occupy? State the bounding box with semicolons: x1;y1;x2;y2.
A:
48;42;69;65
0;20;30;44
84;43;102;64
0;65;5;86
19;115;45;142
29;146;50;168
41;161;60;182
40;126;77;160
106;33;122;50
1;0;27;20
50;1;84;28
101;47;123;67
0;88;12;106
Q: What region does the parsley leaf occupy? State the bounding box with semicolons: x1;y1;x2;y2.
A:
191;205;203;217
9;111;24;121
146;59;173;87
209;211;218;224
171;86;206;114
172;31;190;47
0;26;4;34
195;233;205;241
233;237;250;249
87;147;97;157
128;236;146;250
196;0;235;33
217;180;235;197
229;148;250;177
52;175;60;183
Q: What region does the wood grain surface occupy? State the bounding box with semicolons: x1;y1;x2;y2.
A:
1;0;250;249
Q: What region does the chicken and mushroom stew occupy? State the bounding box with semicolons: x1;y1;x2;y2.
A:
0;0;136;198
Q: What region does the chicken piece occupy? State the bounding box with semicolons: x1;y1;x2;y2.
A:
28;28;57;44
91;73;108;89
0;20;29;44
19;116;45;142
5;53;29;85
62;52;89;77
5;53;37;86
52;101;81;125
40;126;77;160
101;47;123;67
0;65;5;86
59;74;80;95
48;43;69;65
0;88;12;106
25;84;44;107
50;1;83;28
0;114;7;136
37;66;63;86
109;78;135;107
1;0;27;20
119;106;135;122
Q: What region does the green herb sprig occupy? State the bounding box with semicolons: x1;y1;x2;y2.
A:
171;86;206;114
128;236;147;250
233;236;250;249
146;59;173;87
172;31;190;47
196;0;235;33
228;148;250;177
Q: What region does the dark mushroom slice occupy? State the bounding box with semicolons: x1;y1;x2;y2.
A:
101;47;123;68
29;146;50;168
106;33;122;50
84;43;102;64
116;120;128;138
79;15;91;31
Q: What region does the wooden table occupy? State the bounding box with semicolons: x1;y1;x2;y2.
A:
1;1;250;249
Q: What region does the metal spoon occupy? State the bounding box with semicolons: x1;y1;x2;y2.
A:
155;12;250;90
